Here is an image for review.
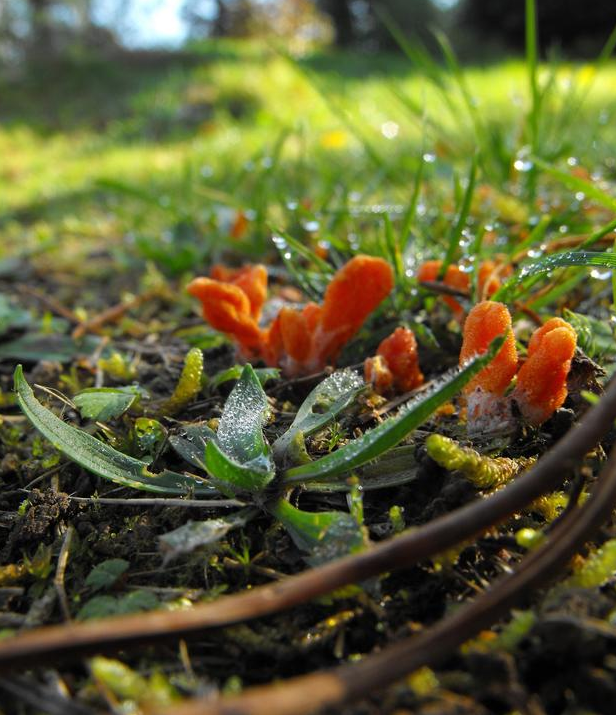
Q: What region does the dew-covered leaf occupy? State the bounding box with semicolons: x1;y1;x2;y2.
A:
283;337;504;484
168;423;216;470
85;559;130;592
269;499;366;566
14;365;214;495
74;387;142;422
159;508;258;560
210;364;280;390
217;363;271;465
272;369;365;462
205;439;274;496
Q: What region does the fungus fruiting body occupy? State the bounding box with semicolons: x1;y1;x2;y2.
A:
459;301;577;432
188;255;394;376
364;327;424;395
417;259;510;316
459;301;518;433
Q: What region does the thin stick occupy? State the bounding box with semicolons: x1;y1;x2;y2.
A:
71;289;159;339
67;496;244;508
54;525;75;622
1;377;615;671
159;439;616;715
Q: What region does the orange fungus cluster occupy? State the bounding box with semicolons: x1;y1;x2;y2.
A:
460;301;577;430
188;255;394;376
417;259;510;317
364;327;424;395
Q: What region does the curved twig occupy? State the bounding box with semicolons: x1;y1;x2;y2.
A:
158;437;616;715
1;378;615;672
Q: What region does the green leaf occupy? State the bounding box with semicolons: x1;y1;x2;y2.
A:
74;387;141;422
205;439;274;496
563;309;616;359
272;369;365;462
14;365;214;495
77;590;159;621
0;294;32;337
210;365;280;391
283;337;505;484
168;423;216;470
217;364;271;464
159;508;257;559
493;251;616;302
0;334;103;363
85;559;130;592
268;499;366;566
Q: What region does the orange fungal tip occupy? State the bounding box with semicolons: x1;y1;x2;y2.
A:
460;301;518;396
514;320;577;425
365;327;424;395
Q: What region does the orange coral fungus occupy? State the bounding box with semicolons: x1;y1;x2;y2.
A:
365;327;424;395
209;263;267;320
417;260;469;315
460;301;518;396
417;259;508;314
188;255;394;376
186;278;264;352
459;303;577;432
514;319;577;425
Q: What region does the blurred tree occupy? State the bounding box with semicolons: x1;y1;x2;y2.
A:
183;0;331;46
0;0;115;62
458;0;616;56
316;0;442;50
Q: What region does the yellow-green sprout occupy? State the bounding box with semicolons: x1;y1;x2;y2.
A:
425;433;535;489
159;348;204;416
565;539;616;589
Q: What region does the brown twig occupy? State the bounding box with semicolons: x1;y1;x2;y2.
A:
16;284;81;325
164;435;616;715
0;377;615;672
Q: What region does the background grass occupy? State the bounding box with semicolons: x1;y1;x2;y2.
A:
1;40;615;280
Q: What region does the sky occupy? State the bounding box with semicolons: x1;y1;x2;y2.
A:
92;0;199;47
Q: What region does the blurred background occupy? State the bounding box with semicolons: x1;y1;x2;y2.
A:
1;0;615;278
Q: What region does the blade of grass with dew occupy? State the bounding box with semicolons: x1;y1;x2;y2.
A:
532;158;616;212
282;336;505;484
14;366;215;495
440;153;478;277
512;215;552;259
525;0;540;199
494;251;616;302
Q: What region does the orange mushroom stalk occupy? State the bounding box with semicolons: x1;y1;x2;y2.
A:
365;327;424;395
188;255;394;376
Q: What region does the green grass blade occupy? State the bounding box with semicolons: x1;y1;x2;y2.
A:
525;0;540;198
494;251;616;302
441;153;478;276
282;336;505;484
14;365;212;495
532;158;616;212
